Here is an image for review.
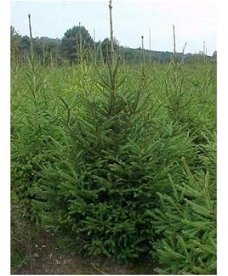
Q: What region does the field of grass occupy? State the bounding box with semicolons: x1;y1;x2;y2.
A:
11;56;216;274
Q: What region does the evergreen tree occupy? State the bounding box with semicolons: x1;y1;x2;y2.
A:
61;25;94;63
32;59;156;261
150;158;216;274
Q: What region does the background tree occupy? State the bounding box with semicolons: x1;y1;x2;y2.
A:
37;37;62;65
212;50;217;62
61;25;94;63
19;35;30;60
100;37;119;63
11;26;22;63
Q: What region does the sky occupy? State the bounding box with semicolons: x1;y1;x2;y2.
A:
11;0;216;55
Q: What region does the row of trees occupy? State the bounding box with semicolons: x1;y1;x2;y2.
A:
11;25;215;65
11;25;120;65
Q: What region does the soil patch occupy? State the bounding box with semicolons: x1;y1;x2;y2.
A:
13;232;154;274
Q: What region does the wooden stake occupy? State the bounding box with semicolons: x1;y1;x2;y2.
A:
141;35;144;50
149;29;152;62
28;14;34;60
172;24;176;54
109;0;114;63
182;42;187;55
141;35;145;63
79;21;83;63
93;28;96;42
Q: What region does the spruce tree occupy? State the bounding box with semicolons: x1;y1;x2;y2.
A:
150;158;216;274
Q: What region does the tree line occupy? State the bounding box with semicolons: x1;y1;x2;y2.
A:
11;25;215;65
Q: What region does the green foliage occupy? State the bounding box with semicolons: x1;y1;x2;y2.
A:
31;60;155;261
61;25;94;63
164;62;190;123
11;49;216;272
11;56;67;222
150;158;216;274
10;26;62;65
29;59;203;264
10;24;215;66
99;38;120;63
11;26;21;63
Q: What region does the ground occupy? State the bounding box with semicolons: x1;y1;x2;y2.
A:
13;232;154;275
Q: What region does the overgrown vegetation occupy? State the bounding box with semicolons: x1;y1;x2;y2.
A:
11;10;216;275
